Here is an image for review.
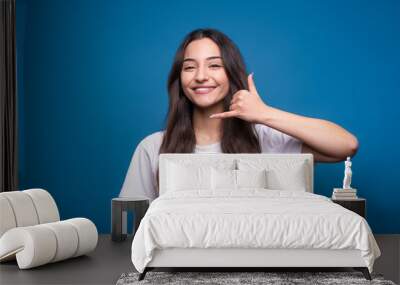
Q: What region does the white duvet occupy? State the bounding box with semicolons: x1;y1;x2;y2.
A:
131;190;380;273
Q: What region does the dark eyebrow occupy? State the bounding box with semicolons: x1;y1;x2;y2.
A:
183;56;222;62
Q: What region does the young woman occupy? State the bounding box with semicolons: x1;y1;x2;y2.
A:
119;28;358;202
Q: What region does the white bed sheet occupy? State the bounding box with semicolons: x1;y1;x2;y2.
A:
131;189;380;273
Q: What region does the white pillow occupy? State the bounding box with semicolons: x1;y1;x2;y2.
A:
237;159;308;191
236;169;268;188
265;163;307;191
211;168;236;190
166;162;212;191
211;168;268;190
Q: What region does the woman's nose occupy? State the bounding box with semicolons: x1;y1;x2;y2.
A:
194;67;209;82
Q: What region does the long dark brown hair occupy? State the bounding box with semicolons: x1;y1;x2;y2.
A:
159;29;261;153
159;28;261;154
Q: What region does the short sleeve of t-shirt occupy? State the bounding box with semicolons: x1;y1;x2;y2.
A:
254;124;303;154
119;132;163;201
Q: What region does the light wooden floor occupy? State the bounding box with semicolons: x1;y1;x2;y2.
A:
0;234;399;284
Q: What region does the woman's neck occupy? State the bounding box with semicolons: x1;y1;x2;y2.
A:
193;103;224;146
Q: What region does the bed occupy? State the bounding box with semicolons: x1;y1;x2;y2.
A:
130;153;381;281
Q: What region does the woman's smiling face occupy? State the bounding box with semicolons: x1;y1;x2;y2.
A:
180;38;230;109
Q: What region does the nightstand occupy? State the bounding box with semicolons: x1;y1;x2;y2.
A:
111;197;149;242
331;197;366;218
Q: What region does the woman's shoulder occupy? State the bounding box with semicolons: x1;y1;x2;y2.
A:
140;131;164;145
138;131;165;152
253;123;302;153
254;123;274;138
254;123;292;139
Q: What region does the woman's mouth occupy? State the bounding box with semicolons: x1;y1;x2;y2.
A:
192;86;217;95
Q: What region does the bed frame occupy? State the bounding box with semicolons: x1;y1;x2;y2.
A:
138;154;372;281
139;248;371;280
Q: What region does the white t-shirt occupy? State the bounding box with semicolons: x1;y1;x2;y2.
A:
119;124;303;202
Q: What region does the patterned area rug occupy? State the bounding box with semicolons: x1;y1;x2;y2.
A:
116;271;396;285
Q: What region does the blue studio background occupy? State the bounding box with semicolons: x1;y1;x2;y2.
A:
16;0;400;234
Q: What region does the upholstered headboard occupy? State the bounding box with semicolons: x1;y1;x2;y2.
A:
159;153;314;195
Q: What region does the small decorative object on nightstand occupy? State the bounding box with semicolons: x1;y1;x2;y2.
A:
111;197;149;242
332;157;358;199
331;197;366;218
343;156;353;189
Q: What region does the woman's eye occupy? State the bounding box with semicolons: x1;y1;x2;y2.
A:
183;64;222;71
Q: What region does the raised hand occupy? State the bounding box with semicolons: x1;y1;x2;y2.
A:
209;73;270;123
